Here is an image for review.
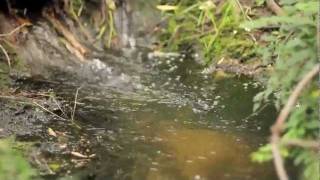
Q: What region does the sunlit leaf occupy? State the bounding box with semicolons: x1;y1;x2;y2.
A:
156;5;178;11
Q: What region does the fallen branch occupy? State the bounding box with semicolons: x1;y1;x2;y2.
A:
270;64;320;180
266;0;285;16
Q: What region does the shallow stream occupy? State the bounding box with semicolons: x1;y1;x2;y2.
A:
26;48;282;180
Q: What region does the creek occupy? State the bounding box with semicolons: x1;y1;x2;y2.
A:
0;1;289;180
23;48;280;180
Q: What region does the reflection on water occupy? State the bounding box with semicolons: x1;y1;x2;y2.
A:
125;105;276;180
149;128;251;180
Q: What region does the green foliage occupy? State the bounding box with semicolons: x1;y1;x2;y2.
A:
255;0;266;6
68;0;117;48
241;0;319;179
0;138;36;180
252;144;289;163
159;0;255;64
160;0;319;179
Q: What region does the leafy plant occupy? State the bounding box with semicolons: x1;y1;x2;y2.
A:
158;0;255;64
241;1;319;179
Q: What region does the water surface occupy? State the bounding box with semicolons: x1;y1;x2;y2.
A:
42;51;280;180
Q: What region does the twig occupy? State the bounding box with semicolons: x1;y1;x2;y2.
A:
0;23;30;69
0;43;11;69
282;139;320;150
234;0;252;21
270;64;320;180
0;23;29;38
0;95;28;102
243;103;270;121
71;87;81;123
32;101;68;121
0;95;68;121
52;97;67;118
266;0;285;16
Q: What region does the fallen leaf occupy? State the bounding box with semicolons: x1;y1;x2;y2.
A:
48;128;57;137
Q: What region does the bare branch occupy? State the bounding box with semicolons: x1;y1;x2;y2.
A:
270;64;320;180
266;0;285;16
282;139;320;150
272;65;320;133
